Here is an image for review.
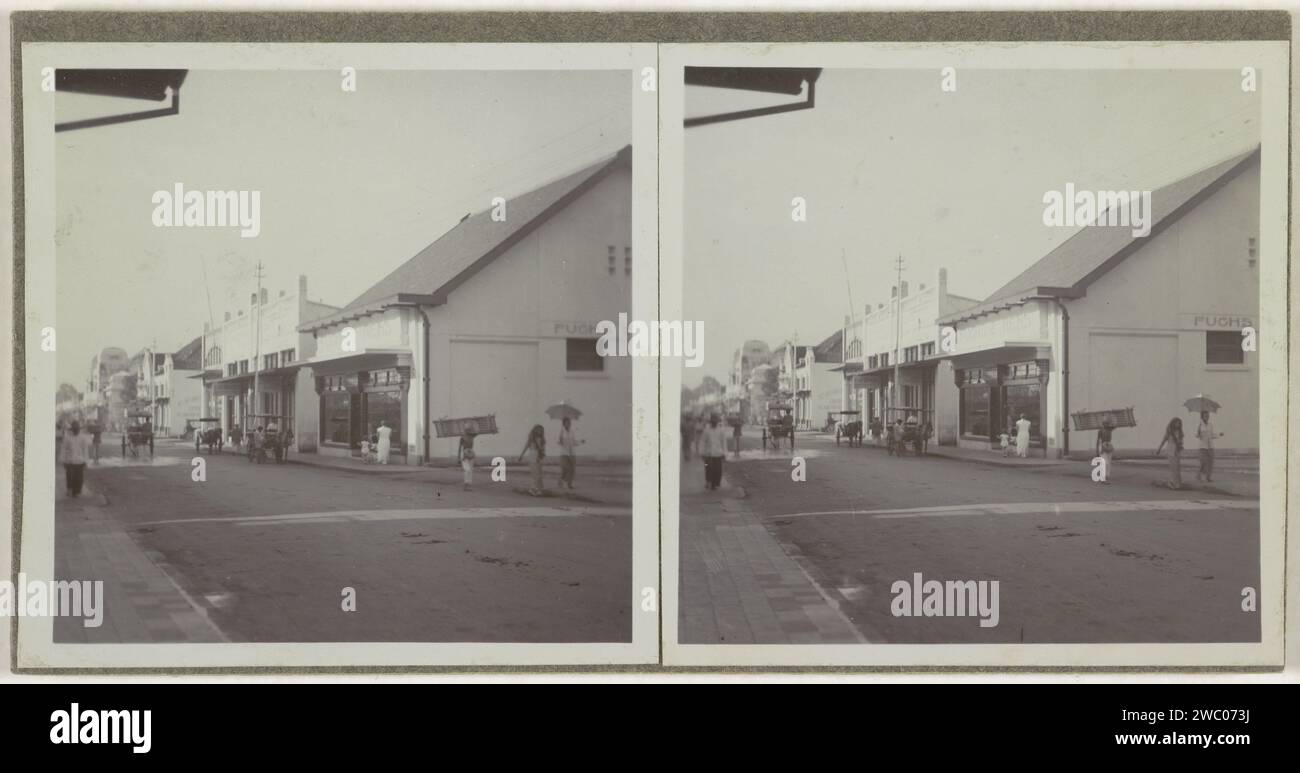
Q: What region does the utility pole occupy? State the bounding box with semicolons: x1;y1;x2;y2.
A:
893;254;904;421
252;260;265;426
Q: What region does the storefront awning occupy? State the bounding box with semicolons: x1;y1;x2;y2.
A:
830;362;864;374
304;349;413;377
210;364;305;395
946;344;1051;370
861;358;942;379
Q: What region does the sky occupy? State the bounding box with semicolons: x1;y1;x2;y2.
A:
54;69;630;384
682;68;1261;385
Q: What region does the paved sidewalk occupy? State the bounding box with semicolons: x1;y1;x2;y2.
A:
54;484;227;644
679;470;865;644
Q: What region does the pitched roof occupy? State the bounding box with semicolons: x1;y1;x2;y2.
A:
813;329;843;363
942;146;1259;323
172;335;203;370
344;145;632;312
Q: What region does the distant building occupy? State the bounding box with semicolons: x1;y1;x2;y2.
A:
85;347;130;429
728;340;771;422
152;336;204;437
794;329;843;430
203;275;339;449
837;268;979;444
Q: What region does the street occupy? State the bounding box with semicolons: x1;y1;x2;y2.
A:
55;438;632;643
679;428;1260;644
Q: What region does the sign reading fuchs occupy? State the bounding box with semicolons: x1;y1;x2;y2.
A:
1181;314;1255;330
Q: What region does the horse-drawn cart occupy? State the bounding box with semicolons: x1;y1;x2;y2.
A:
832;410;863;446
761;404;795;451
121;411;154;458
192;417;224;454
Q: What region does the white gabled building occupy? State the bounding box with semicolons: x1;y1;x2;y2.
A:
938;147;1261;457
299;146;633;463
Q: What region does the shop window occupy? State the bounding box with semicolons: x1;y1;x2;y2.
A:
961;385;991;437
1003;384;1042;439
1206;331;1244;364
566;338;604;372
322;392;352;445
364;392;402;450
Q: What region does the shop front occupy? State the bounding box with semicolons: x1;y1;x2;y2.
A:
311;352;413;460
952;349;1052;451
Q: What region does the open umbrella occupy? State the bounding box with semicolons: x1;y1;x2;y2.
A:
1183;394;1221;414
545;402;582;421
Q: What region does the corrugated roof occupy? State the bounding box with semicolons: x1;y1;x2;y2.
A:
813;329;843;363
344;145;631;312
948;146;1259;323
172;335;203;370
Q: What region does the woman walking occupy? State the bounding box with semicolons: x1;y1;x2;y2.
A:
60;420;90;497
1155;417;1185;490
518;424;546;496
376;420;392;465
458;424;477;491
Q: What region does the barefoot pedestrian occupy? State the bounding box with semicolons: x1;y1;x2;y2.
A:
518;424;546;496
1156;417;1184;490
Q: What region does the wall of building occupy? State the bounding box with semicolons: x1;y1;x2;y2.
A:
1067;160;1260;455
428;164;633;460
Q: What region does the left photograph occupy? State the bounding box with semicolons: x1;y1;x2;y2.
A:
35;65;641;653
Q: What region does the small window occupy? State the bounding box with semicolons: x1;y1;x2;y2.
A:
1206;331;1244;364
566;338;604;372
607;246;616;275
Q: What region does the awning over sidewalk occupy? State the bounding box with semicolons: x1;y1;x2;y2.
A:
210;364;305;395
303;349;413;377
945;344;1051;369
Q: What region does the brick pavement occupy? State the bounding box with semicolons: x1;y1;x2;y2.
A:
54;482;227;644
679;464;865;645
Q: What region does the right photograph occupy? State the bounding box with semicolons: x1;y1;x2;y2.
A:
673;62;1277;651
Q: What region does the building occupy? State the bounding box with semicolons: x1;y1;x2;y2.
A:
203;275;340;450
837;268;979;443
298;145;633;463
727;340;771;422
938;147;1260;457
152;336;204;436
793;330;843;430
84;346;130;427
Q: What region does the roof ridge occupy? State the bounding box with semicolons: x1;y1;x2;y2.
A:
341;144;630;312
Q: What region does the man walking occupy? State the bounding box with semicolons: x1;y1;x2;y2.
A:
60;420;90;497
1196;410;1222;482
699;413;728;491
557;416;584;490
